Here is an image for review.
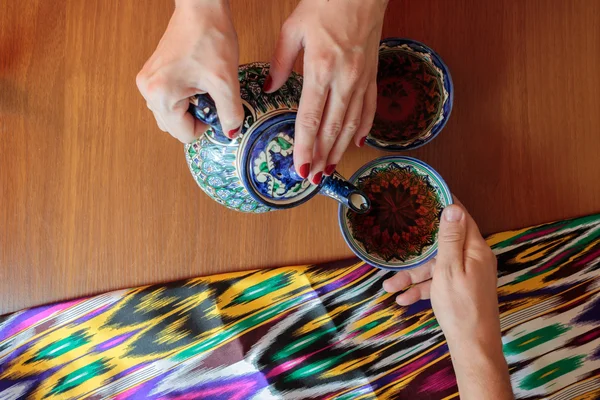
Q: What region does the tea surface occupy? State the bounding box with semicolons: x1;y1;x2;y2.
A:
372;50;444;143
346;163;443;262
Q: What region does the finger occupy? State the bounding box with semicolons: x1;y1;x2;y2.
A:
264;22;303;93
204;75;245;138
140;74;200;142
193;119;210;139
159;98;201;143
437;204;468;271
395;280;432;306
463;212;497;271
152;111;168;132
147;103;167;132
324;89;365;175
354;80;377;147
451;196;488;249
465;212;489;249
309;91;353;183
382;259;435;293
293;80;328;179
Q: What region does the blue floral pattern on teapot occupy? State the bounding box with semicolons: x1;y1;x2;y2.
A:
184;62;369;214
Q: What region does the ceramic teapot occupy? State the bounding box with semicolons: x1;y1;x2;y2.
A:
184;45;454;271
184;62;370;214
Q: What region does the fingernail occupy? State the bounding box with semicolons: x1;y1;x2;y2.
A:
382;279;392;293
324;164;336;176
299;163;311;179
263;75;273;92
227;126;240;139
444;206;464;222
396;295;408;306
358;137;366;147
312;171;323;185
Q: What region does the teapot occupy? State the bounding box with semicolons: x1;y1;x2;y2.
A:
184;62;370;214
184;44;454;272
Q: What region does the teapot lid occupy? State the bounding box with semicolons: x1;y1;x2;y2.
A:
239;111;321;209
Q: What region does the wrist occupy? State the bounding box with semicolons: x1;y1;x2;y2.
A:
447;332;505;364
451;342;506;369
447;340;513;400
441;313;503;352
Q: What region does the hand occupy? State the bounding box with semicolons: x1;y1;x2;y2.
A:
265;0;388;183
383;203;500;343
383;203;513;399
136;0;244;143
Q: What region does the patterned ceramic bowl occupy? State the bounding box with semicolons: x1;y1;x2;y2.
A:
367;38;454;151
338;156;453;270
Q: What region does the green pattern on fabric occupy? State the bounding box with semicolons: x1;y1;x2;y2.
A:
504;324;570;355
519;355;585;390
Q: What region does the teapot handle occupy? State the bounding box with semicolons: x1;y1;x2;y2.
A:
188;94;228;140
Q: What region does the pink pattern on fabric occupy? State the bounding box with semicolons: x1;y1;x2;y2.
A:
517;226;562;242
162;381;258;400
574;248;600;267
419;365;457;393
3;299;84;339
266;355;310;378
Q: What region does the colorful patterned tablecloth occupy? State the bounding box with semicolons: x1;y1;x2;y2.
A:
1;214;599;399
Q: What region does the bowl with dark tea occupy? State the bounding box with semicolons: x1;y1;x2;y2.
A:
367;38;453;151
338;156;452;270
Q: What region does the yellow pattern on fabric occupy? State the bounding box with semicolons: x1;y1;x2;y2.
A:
1;214;599;399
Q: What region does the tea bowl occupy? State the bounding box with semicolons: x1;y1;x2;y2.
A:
367;38;454;151
338;156;453;270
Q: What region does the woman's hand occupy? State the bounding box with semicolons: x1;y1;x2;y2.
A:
136;0;244;143
383;203;513;400
383;203;501;343
265;0;388;182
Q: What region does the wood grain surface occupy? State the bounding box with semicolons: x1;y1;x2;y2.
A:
1;0;599;314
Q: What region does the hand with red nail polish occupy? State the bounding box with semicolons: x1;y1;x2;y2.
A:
227;127;240;139
299;163;311;179
382;200;513;400
263;0;388;177
137;0;244;143
312;171;323;185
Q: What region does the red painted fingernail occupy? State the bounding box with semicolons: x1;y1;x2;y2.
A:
325;164;336;176
263;75;273;92
358;137;366;147
299;163;311;179
227;126;240;138
312;171;323;185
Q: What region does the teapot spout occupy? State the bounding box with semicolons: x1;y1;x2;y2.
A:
320;172;370;214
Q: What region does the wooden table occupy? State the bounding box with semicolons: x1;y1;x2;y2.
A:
1;0;599;315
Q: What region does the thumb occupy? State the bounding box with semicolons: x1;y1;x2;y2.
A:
264;23;303;93
436;205;467;270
